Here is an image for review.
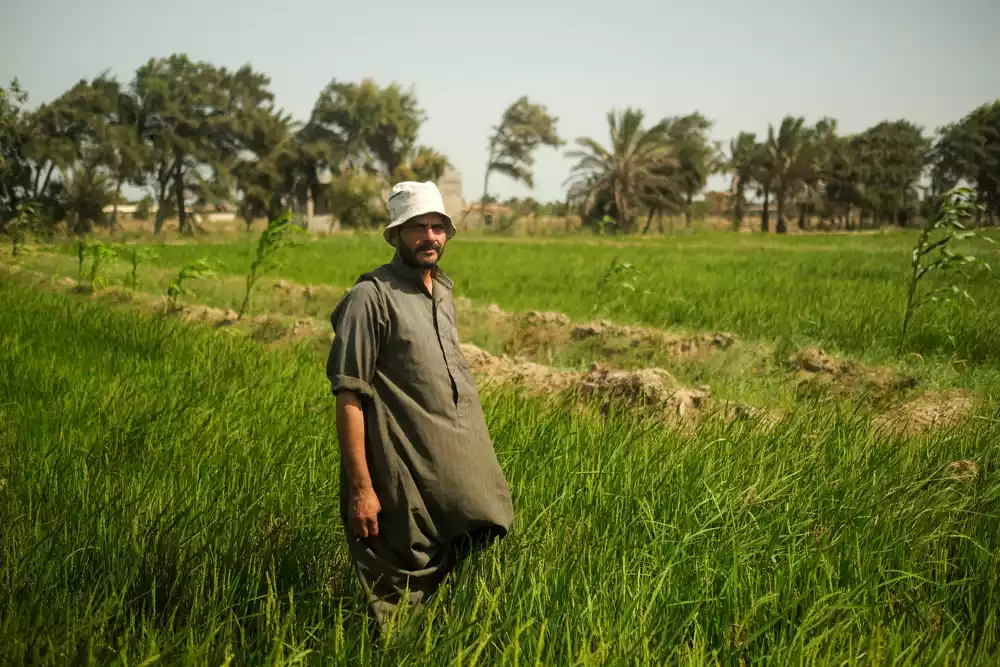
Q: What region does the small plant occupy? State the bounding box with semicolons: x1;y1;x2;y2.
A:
237;214;305;320
166;258;215;312
116;245;158;291
594;255;648;317
596;215;617;236
75;238;88;282
86;241;117;291
897;187;994;357
9;203;39;257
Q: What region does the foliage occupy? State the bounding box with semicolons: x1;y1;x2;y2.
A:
237;214;306;320
662;112;719;225
480;97;563;222
118;244;157;291
565;108;675;232
61;162;114;234
727;131;758;229
310;78;425;177
84;240;118;291
74;237;86;280
593;255;649;316
897;187;994;356
8;202;39;256
392;145;451;183
165;258;215;311
324;169;388;230
132;54;274;234
931;100;1000;223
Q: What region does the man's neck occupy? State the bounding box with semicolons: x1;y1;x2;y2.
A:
420;268;433;294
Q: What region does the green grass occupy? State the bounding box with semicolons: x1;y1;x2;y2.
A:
120;230;1000;365
2;277;1000;665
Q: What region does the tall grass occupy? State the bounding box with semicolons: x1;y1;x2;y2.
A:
132;231;1000;364
2;281;999;665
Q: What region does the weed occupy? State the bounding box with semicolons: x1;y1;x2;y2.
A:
237;214;306;320
166;258;215;311
898;187;995;356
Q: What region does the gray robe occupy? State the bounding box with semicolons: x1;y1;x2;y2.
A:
326;252;514;630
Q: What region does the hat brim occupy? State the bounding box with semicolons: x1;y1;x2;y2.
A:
383;203;456;245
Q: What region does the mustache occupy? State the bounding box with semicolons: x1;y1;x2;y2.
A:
415;242;441;251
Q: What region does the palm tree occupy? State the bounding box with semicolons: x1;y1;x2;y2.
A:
752;140;775;233
764;116;809;234
564;108;675;233
727;131;757;229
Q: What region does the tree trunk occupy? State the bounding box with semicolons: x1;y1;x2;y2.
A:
36;163;56;199
760;188;770;233
173;155;187;235
776;192;787;234
685;190;693;226
798;199;807;229
154;179;170;234
733;184;744;229
110;180;122;233
642;210;655;234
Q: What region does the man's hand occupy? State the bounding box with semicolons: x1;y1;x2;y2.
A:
349;485;381;537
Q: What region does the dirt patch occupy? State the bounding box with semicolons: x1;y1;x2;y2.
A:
945;459;980;483
874;389;977;436
787;347;916;404
250;314;325;345
272;279;340;301
179;304;239;325
461;343;765;426
571;319;736;358
472;302;737;364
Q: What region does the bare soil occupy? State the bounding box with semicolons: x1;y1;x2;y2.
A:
475;301;737;365
787;347;917;404
873;389;977;436
462;343;770;427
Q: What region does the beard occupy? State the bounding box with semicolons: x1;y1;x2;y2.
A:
398;239;445;268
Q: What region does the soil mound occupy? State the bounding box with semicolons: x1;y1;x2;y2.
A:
788;347;916;403
874;390;976;435
461;343;749;426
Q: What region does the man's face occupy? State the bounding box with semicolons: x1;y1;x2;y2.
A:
395;213;449;268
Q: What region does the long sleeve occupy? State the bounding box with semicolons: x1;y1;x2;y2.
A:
326;281;386;399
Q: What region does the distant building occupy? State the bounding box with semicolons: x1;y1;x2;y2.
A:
436;168;465;220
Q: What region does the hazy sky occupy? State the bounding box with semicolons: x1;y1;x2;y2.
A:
2;0;998;203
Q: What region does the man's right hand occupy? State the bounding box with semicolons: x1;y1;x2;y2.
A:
349;486;381;538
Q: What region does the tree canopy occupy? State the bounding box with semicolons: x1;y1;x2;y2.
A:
2;53;999;237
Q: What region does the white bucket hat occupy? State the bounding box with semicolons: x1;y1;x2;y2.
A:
383;181;456;245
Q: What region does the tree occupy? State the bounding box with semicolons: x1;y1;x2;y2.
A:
564;108;675;233
852;120;929;227
764;116;809;234
751;139;774;233
0;79;30;229
663;112;716;226
230;107;301;229
480;97;562;223
931;100;1000;225
61;160;114;234
61;74;148;232
132;54;273;234
393;145;451;183
727;131;758;229
0;83;89;229
310;78;424;178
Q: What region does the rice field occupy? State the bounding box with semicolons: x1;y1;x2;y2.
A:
3;229;1000;665
124;230;1000;364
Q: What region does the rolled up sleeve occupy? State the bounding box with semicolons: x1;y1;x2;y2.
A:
326;281;385;400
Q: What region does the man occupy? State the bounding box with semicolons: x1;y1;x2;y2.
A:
326;181;514;635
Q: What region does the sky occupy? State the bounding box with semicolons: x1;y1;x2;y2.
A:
2;0;999;204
